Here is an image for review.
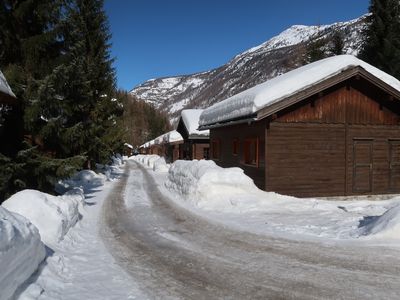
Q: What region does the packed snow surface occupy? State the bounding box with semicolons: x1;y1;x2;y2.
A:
141;157;400;242
199;55;400;126
2;189;85;245
181;109;209;137
0;70;16;98
0;207;45;300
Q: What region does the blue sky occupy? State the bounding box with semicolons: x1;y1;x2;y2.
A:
104;0;369;91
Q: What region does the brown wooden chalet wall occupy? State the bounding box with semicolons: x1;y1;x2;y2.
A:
210;121;266;189
179;139;209;160
209;77;400;197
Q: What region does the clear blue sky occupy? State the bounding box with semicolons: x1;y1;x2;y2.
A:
104;0;370;91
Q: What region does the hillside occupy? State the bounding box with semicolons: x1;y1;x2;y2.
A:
130;16;366;123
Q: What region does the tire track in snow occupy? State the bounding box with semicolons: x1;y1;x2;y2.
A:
100;161;400;299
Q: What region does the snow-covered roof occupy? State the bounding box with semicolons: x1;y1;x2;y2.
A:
139;130;183;149
124;143;133;149
163;130;183;144
180;109;209;138
199;55;400;126
0;70;16;98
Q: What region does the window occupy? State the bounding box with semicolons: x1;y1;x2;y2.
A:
243;138;259;166
212;139;220;159
232;139;239;156
203;147;210;159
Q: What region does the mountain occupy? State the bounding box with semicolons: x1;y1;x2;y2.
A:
130;16;366;123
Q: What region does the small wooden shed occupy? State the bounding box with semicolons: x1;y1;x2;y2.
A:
176;109;210;160
199;55;400;197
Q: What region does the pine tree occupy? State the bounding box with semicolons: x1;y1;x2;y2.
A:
304;38;327;64
329;30;345;56
61;0;124;167
359;0;400;79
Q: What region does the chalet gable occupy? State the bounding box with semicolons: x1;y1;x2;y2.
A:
177;109;209;140
199;55;400;129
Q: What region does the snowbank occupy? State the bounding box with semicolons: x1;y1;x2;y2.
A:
135;154;160;169
111;154;124;166
2;189;84;245
153;157;169;172
163;160;400;241
56;169;106;194
360;203;400;239
0;206;45;300
165;160;260;209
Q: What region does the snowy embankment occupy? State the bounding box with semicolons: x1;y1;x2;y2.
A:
3;189;85;245
0;207;45;300
0;156;123;299
135;156;400;243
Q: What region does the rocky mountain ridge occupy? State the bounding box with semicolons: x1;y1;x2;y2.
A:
130;16;366;123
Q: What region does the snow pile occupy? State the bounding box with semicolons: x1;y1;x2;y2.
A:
165;160;259;208
0;206;45;300
161;160;400;241
0;70;16;98
56;169;106;194
111;154;124;166
200;55;400;126
153;157;169;172
145;155;160;169
2;189;84;244
360;203;400;239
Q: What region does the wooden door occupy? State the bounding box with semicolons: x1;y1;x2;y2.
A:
352;139;373;193
389;140;400;191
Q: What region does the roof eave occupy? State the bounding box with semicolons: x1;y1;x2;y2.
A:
198;114;258;130
257;66;400;120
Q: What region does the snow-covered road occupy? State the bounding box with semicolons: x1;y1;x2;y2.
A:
101;161;400;299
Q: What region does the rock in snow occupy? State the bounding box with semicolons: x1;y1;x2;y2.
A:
0;206;45;300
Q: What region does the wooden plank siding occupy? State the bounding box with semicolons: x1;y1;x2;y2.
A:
266;80;400;197
210;121;266;189
266;123;346;197
192;143;209;160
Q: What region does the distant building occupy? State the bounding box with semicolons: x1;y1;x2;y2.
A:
176;109;209;160
199;55;400;197
138;130;183;162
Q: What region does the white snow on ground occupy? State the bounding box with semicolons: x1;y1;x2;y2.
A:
0;207;45;300
180;109;209;137
153;157;169;172
135;156;400;244
199;55;400;126
135;154;161;169
13;162;143;300
0;70;16;98
2;190;84;245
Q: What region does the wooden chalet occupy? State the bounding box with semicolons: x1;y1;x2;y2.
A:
163;130;184;162
176;109;210;160
199;55;400;197
139;130;183;162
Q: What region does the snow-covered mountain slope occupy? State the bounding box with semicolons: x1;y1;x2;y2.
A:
130;16;366;122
